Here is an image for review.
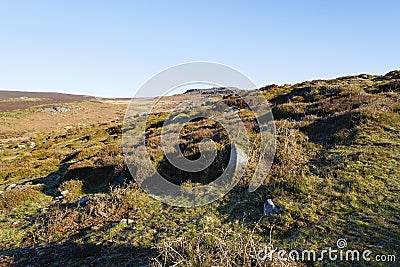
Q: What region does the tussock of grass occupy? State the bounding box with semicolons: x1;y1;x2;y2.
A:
0;70;399;266
0;187;45;210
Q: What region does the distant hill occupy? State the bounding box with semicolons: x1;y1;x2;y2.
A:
0;90;96;101
0;90;133;112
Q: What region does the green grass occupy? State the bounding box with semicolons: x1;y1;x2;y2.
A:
0;70;399;266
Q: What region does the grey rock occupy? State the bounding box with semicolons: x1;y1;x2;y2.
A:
234;146;248;167
5;184;17;191
263;199;279;215
204;100;212;106
120;218;134;224
171;114;190;124
223;110;235;116
77;196;89;205
184;87;239;95
42;106;71;114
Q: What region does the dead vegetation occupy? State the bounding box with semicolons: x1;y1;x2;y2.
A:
0;70;399;266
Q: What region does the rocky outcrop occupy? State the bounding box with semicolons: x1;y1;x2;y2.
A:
184;87;239;95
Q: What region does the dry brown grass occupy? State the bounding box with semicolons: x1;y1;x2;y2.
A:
150;221;299;267
33;185;138;243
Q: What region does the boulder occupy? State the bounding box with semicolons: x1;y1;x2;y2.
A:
263;199;279;215
5;184;17;191
77;196;89;206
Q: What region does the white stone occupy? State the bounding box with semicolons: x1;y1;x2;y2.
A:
60;190;69;196
263;199;279;215
120;218;134;224
5;184;17;191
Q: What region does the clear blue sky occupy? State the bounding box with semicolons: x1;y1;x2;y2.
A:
1;0;399;97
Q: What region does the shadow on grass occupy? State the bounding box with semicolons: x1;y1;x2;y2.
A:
299;111;359;145
0;223;157;266
25;155;133;198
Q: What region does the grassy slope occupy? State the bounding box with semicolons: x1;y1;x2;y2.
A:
0;71;399;266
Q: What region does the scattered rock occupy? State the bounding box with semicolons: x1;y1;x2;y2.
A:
42;106;71;114
184;87;239;95
120;218;134;224
60;190;69;196
203;100;212;106
41;207;49;213
139;112;150;117
77;196;89;206
106;125;122;135
79;135;91;141
133;112;149;118
263;199;279;215
359;74;370;79
223;109;235;116
5;184;17;191
54;196;63;200
29;142;36;148
17;144;26;149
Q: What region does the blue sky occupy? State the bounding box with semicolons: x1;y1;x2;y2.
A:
1;0;399;97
